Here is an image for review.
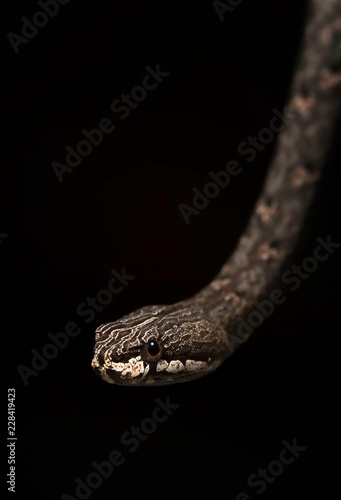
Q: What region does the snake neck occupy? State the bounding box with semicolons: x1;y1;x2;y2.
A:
189;0;341;334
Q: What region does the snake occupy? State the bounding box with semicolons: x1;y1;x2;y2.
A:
92;0;341;386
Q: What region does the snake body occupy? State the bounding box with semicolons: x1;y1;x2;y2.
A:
92;0;341;385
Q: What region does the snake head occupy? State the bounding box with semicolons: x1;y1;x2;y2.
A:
91;303;228;386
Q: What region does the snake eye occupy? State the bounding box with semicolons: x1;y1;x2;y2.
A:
140;340;163;362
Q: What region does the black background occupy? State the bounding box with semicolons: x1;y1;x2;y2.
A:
2;0;341;499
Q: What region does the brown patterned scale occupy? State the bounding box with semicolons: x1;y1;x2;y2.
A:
92;0;341;386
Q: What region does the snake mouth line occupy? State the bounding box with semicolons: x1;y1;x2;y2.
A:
91;354;221;386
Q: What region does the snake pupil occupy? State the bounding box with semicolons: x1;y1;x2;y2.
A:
140;340;163;362
147;341;160;356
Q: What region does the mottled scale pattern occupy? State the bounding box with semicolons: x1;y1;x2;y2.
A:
92;0;341;385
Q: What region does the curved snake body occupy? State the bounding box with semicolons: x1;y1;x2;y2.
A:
92;0;341;385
